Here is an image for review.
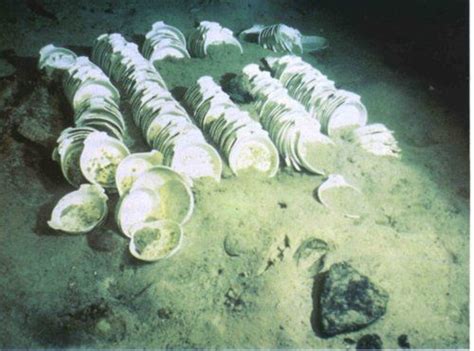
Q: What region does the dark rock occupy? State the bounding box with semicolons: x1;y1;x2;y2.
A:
398;334;411;349
0;59;16;78
0;76;18;109
0;77;18;138
220;73;254;104
60;300;109;325
26;0;58;21
11;83;68;147
316;262;389;336
344;337;356;344
157;307;172;319
356;334;383;350
87;229;121;252
224;287;245;312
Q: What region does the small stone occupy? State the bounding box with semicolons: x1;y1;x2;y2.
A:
317;262;389;336
157;308;172;319
87;229;121;252
224;287;245;312
94;314;126;342
222;74;254;104
398;334;411;349
223;232;256;257
344;337;356;345
96;318;112;334
0;77;18;110
356;334;383;350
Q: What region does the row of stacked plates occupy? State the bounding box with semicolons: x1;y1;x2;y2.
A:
348;124;401;157
91;33;223;182
238;24;328;55
92;33;168;91
241;63;335;175
265;55;368;136
63;57;125;140
63;57;120;110
183;76;279;177
38;45;126;237
188;21;243;58
142;21;190;64
54;128;130;189
51;52;130;190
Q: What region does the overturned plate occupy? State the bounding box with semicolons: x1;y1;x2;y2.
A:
48;184;108;234
301;35;328;52
129;219;183;262
115;151;164;196
316;174;365;218
130;166;194;224
38;44;77;71
80;131;130;190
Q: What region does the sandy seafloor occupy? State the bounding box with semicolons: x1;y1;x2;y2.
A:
0;0;469;348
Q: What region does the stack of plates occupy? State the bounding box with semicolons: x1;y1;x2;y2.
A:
53;127;94;187
258;24;303;54
63;56;120;110
115;165;192;261
72;96;126;141
45;46;130;190
265;55;368;136
91;34;223;182
188;21;243;58
239;24;328;54
53;128;130;190
183;76;279;177
348;123;401;157
92;33;168;92
62;56;126;141
241;64;335;175
142;21;190;64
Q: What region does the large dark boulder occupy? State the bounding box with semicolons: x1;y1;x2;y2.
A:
315;262;389;336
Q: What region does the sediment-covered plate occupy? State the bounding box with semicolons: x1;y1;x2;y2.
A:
129;219;183;262
48;184;108;234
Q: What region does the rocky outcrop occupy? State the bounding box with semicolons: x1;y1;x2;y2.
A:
313;262;389;337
